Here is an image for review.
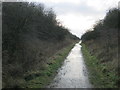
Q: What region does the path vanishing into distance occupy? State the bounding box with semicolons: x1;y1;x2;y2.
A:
48;42;92;88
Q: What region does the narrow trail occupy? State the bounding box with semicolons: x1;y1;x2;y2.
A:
48;42;92;88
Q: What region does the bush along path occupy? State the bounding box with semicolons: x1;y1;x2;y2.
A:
23;43;76;88
2;2;80;88
81;8;119;88
81;43;119;88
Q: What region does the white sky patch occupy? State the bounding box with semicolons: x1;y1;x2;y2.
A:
57;14;94;31
27;0;82;4
86;0;119;11
57;13;104;38
86;0;106;11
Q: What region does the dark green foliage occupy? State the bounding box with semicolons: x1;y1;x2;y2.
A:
2;2;79;88
104;8;119;28
81;30;100;41
81;8;119;42
81;44;118;88
81;8;119;88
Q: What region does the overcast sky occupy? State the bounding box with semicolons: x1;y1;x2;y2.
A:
26;0;119;38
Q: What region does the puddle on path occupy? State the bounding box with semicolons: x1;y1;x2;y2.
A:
48;42;92;88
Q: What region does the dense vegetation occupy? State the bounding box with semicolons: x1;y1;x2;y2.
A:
81;8;119;88
2;2;79;88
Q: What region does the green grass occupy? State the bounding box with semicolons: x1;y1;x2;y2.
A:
24;43;75;88
81;43;118;88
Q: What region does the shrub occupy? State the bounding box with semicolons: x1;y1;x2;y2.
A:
81;30;100;42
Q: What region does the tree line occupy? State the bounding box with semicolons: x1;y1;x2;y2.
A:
2;2;79;88
81;8;119;87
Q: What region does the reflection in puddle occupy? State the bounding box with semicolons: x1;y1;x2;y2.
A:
48;42;92;88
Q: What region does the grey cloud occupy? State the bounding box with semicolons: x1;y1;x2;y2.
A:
43;2;105;16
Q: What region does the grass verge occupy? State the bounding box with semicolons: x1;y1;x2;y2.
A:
81;43;118;88
24;43;76;88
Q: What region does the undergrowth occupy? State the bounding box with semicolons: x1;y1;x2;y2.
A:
81;43;118;88
24;43;75;88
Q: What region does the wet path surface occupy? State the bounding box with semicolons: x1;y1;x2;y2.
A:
48;43;92;88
